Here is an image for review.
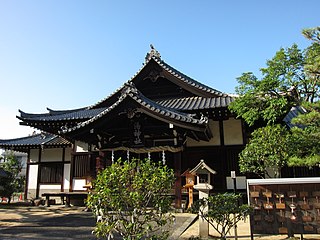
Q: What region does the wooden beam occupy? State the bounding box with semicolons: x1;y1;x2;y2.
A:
190;130;200;141
36;148;42;199
24;149;30;200
174;152;182;209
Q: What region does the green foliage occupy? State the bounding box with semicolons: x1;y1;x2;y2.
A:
301;44;320;102
229;41;320;126
287;102;320;167
86;158;175;240
230;27;320;171
229;44;306;126
239;124;289;178
192;193;252;240
285;27;320;167
302;26;320;44
0;151;24;203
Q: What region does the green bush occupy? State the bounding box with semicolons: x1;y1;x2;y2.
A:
86;158;175;240
192;193;252;240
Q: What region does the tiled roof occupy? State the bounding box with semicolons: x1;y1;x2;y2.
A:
18;48;233;125
0;133;71;149
283;106;307;128
87;54;230;109
156;96;235;110
18;95;234;123
62;83;208;134
18;107;106;122
0;168;9;178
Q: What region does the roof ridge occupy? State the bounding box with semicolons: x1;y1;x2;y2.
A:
46;107;87;114
153;57;229;97
88;47;229;109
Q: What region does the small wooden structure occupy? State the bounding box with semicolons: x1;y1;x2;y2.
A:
181;169;196;208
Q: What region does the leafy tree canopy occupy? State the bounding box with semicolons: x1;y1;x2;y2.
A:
230;26;320;174
287;101;320;167
0;151;24;203
302;26;320;44
239;124;289;178
230;40;320;126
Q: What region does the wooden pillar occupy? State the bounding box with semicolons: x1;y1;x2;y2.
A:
174;151;182;208
61;148;65;192
36;148;42;199
219;119;225;146
69;153;75;192
24;149;30;200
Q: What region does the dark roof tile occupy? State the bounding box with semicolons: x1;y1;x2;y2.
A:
19;108;106;122
0;133;71;148
156;96;234;111
283;106;307;128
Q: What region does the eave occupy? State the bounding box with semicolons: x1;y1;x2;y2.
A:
62;83;209;136
0;133;71;152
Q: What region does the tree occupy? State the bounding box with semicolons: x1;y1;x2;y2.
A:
229;44;305;127
287;101;320;167
192;193;251;240
0;151;24;203
229;27;320;175
286;27;320;167
302;26;320;44
239;124;289;178
86;158;175;240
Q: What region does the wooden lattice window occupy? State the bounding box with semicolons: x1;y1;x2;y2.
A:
39;163;63;184
73;153;93;178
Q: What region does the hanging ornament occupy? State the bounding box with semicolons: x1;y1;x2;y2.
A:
162;150;166;165
127;150;130;161
111;150;114;164
148;152;151;160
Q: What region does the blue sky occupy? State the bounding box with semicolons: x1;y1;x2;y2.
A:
0;0;319;139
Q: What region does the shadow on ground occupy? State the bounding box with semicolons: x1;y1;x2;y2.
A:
0;203;196;240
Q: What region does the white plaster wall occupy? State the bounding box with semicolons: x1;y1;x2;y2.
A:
186;120;221;147
63;163;71;191
223;118;243;145
39;184;61;198
75;141;89;152
41;148;63;162
29;149;39;163
39;184;61;190
28;165;38;190
65;148;72;162
27;165;38;199
72;179;86;191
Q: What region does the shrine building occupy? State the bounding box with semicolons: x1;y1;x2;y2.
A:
0;47;248;207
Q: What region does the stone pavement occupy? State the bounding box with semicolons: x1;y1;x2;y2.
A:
0;203;196;239
1;204;320;239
